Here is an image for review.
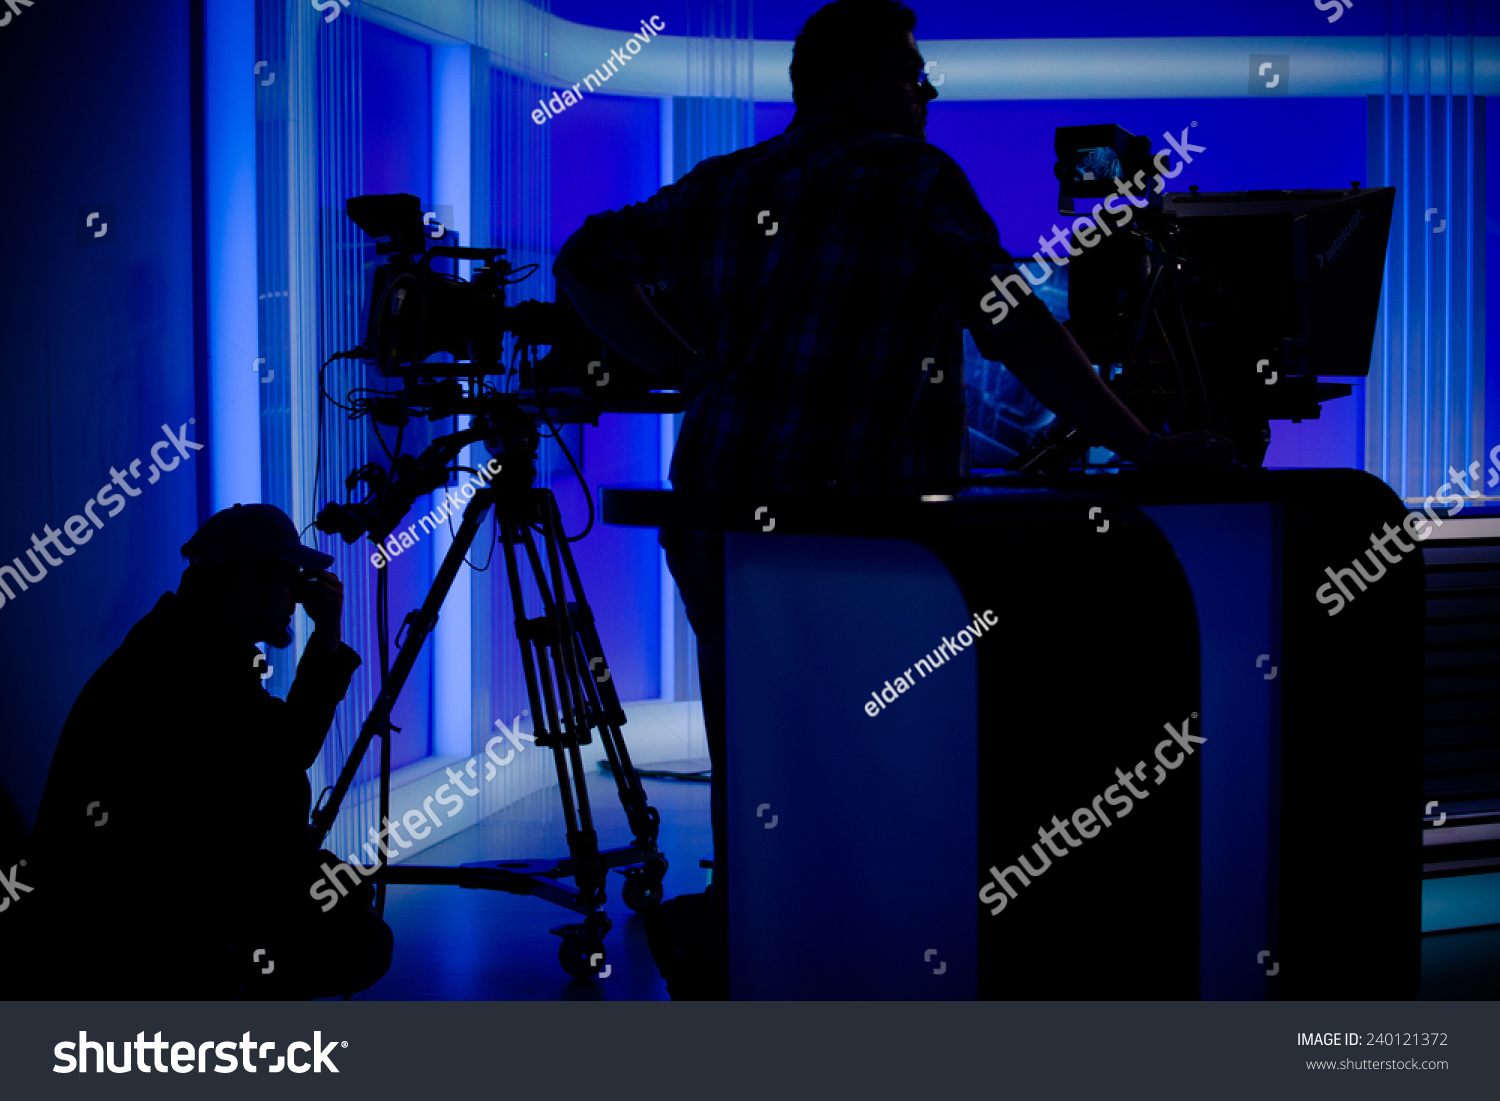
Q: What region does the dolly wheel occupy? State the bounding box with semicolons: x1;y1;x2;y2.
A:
622;869;664;912
559;935;605;979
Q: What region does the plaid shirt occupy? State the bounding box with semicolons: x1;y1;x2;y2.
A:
555;113;1055;492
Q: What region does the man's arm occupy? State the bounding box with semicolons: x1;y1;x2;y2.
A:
551;172;711;385
278;570;360;769
921;158;1232;466
996;314;1235;466
277;637;361;770
996;314;1153;461
553;259;700;383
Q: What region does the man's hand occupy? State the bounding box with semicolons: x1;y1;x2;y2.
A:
983;318;1240;469
1139;431;1238;469
994;317;1154;461
296;570;344;652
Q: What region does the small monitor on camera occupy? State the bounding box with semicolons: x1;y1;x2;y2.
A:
1053;124;1154;209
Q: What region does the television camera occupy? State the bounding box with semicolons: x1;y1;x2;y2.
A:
1007;124;1394;471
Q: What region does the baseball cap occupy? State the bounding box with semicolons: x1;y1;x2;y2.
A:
181;504;335;571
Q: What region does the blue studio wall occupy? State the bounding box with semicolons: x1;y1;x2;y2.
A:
0;0;201;834
363;22;433;200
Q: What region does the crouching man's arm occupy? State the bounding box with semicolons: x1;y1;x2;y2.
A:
279;569;361;769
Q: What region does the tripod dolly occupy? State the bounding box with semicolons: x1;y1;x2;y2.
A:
309;399;671;978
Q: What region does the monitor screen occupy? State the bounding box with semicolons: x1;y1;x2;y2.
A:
1073;146;1123;184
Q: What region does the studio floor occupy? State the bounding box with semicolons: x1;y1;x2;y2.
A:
361;769;711;1000
357;769;1500;1000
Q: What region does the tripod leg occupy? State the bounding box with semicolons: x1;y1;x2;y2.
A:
550;518;662;852
570;601;661;850
378;697;391;916
499;503;610;912
498;509;579;830
560;609;668;911
513;495;609;907
310;492;493;847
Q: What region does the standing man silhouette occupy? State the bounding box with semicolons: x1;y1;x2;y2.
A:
554;0;1232;997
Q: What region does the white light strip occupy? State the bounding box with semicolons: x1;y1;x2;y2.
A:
1420;515;1500;541
364;4;1500;99
431;45;474;758
205;0;261;510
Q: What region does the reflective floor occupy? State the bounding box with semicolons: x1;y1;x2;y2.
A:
360;768;1500;1000
1418;926;1500;999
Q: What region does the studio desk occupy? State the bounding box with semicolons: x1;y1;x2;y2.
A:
602;469;1423;1000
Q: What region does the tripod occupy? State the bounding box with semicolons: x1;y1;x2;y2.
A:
309;407;667;979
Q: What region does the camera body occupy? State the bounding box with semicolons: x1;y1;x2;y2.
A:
348;192;557;378
347;192;673;397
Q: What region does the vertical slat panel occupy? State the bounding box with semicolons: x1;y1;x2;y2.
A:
257;0;378;864
1368;0;1485;506
674;0;755;180
470;0;558;816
